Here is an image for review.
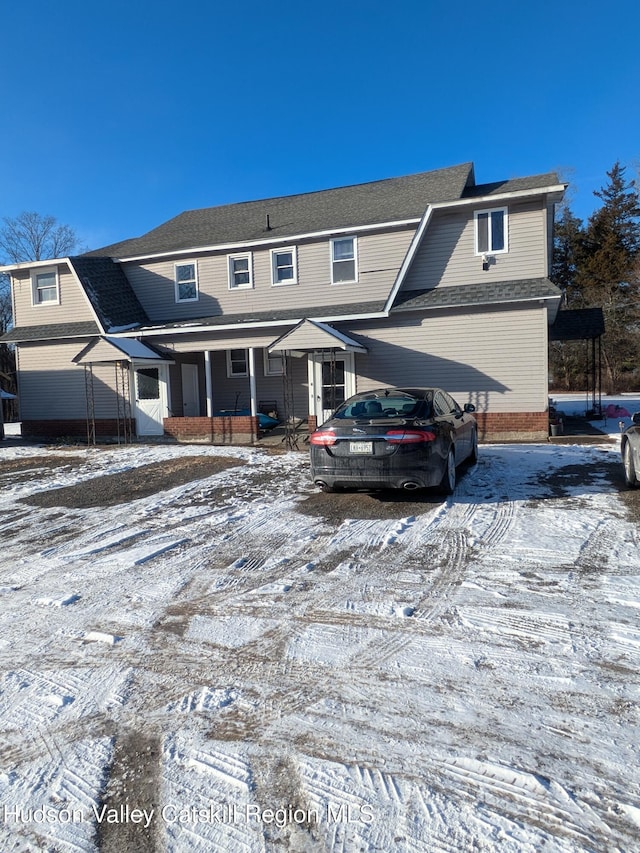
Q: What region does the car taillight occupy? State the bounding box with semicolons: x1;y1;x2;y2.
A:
310;431;337;446
385;429;436;444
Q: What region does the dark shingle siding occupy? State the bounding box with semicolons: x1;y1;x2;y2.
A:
69;256;149;331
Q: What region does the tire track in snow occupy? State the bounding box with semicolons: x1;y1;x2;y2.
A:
438;756;612;850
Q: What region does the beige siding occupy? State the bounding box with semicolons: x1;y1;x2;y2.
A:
152;327;286;353
122;227;415;323
402;201;547;292
346;304;548;414
12;264;95;327
17;341;118;419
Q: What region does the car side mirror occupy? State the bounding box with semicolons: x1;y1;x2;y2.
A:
464;403;476;413
633;412;640;425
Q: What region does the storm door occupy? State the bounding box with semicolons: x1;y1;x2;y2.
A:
134;366;167;435
310;351;355;424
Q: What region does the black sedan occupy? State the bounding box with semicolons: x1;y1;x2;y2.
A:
309;388;478;494
621;412;640;487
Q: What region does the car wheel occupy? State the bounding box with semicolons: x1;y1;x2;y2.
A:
623;441;639;488
320;483;337;493
438;448;456;495
468;428;478;464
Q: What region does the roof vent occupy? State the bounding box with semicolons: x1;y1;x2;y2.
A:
265;214;272;231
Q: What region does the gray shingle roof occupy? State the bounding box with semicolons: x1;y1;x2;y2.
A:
461;172;561;199
69;256;149;331
391;278;561;312
85;163;476;259
142;301;388;332
1;321;100;343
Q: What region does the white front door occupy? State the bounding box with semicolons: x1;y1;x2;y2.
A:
134;365;168;435
181;363;200;416
309;351;355;424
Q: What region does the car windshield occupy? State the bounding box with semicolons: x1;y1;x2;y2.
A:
332;392;432;420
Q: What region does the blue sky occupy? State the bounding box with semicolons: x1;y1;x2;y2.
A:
1;0;639;252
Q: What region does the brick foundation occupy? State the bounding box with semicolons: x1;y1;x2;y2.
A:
163;415;259;445
21;412;550;445
22;419;136;440
307;413;548;442
474;411;549;442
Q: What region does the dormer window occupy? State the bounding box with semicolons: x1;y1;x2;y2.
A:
474;207;508;254
31;267;59;305
175;262;198;302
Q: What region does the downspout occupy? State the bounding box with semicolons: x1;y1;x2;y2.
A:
248;348;257;434
204;351;213;416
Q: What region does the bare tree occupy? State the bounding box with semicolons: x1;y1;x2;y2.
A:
0;211;79;263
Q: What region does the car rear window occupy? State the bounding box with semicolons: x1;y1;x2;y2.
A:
333;394;431;419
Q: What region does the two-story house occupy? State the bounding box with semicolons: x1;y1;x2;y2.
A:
1;162;566;443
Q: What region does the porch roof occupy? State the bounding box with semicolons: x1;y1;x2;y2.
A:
72;336;172;365
268;319;367;353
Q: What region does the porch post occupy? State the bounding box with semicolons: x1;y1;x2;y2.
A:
248;347;257;416
204;351;213;416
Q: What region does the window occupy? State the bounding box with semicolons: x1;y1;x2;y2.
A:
226;349;248;377
331;236;357;283
175;262;198;301
228;253;253;289
31;267;59;305
136;367;160;400
474;207;508;254
264;348;284;376
271;247;297;285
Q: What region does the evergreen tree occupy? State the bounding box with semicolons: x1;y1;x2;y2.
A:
574;162;640;392
551;203;585;306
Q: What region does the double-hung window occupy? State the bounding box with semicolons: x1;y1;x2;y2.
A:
228;253;253;289
226;349;248;377
264;348;284;376
175;262;198;302
474;207;508;254
331;236;357;283
32;267;59;305
271;247;297;285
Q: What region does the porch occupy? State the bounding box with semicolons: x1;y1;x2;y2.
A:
73;321;364;444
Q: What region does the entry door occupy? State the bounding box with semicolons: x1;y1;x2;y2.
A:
134;366;166;435
310;352;355;423
181;363;200;416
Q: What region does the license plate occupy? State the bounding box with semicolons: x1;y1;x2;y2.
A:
349;441;373;454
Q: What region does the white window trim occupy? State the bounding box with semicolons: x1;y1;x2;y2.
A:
227;252;253;290
226;348;249;378
174;261;199;302
330;235;358;284
263;348;284;376
31;266;60;306
270;247;298;286
474;207;508;255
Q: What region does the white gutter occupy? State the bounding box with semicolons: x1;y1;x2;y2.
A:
114;310;389;339
113;218;422;263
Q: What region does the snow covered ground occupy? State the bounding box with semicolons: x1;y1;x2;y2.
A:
1;408;639;852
